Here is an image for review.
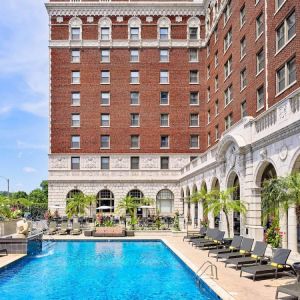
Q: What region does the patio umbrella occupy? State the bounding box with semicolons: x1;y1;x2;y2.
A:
96;206;113;210
139;205;156;217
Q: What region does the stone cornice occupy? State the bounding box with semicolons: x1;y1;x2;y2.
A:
45;3;205;17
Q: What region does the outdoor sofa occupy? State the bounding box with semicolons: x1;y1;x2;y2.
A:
93;227;125;237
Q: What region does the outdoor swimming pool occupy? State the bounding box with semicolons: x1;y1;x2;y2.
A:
0;241;220;300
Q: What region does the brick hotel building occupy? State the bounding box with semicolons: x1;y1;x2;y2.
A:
46;0;300;254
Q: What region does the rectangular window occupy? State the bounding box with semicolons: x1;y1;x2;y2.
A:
214;51;218;67
224;0;232;24
277;11;296;51
276;0;285;11
72;71;80;84
130;49;139;62
130;71;139;84
130;27;139;40
287;11;296;40
241;100;247;117
101;27;110;40
277;65;286;93
101;113;110;127
71;49;80;63
256;48;265;74
224;84;233;106
101;49;110;63
101;157;110;170
71;92;80;106
160;49;169;62
190;92;199;105
71;135;80;149
207;87;210;102
257;86;264;110
277;23;285;51
159;27;169;40
101;71;110;84
224;56;232;79
214;26;218;43
224;28;232;52
207;110;211;124
240;68;247;90
240;5;246;28
190;70;199;84
160;114;169;127
189;27;198;39
215;76;219;91
190;135;199;148
256;13;264;38
240;37;246;59
207;65;210;79
190;113;199;127
215;100;219;116
225;113;233;130
101;92;110;106
160;70;169;84
130;92;139;105
130;113;140;127
288;57;296;85
71;157;80;170
215;125;219;141
160;91;169;105
277;57;296;93
71;113;80;127
71;27;80;40
160;135;169;148
100;135;110;149
207;132;211;147
189;49;198;62
130;135;140;148
160;157;169;170
130;157;140;170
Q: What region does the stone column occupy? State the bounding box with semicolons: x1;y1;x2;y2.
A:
198;201;204;227
191;203;195;228
288;206;298;253
184;202;189;229
279;210;288;248
208;212;215;228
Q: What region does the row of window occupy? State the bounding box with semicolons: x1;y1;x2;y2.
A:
71;91;200;106
71;113;200;128
70;135;200;150
71;48;200;64
71;70;200;85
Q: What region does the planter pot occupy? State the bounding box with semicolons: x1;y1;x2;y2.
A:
0;219;22;237
126;230;135;237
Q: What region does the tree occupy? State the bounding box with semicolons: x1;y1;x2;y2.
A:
65;193;89;219
285;172;300;207
40;180;48;200
205;187;247;237
12;191;28;199
28;189;47;204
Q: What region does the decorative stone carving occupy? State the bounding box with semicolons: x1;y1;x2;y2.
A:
117;16;123;22
83;157;97;169
50;156;68;169
225;145;237;170
157;16;171;27
278;102;288;122
279;145;288;161
114;157;127;169
56;17;63;23
259;148;267;159
175;16;182;22
87;16;94;23
99;16;112;27
146;16;153;23
128;16;141;27
187;16;200;27
142;157;157;169
69;17;82;26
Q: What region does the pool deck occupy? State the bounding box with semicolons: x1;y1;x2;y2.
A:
0;254;26;269
1;234;297;300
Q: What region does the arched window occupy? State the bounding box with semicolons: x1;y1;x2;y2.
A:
157;17;171;40
66;189;83;203
187;17;200;40
96;189;114;213
156;189;174;215
128;17;141;40
99;17;112;41
69;17;82;41
127;189;144;200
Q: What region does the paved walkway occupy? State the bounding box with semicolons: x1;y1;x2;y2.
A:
0;254;26;269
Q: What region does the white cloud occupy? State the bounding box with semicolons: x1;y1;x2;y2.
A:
0;106;12;115
23;167;37;174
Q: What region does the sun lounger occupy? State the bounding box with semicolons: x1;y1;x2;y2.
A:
208;235;243;257
58;222;68;235
190;228;217;245
0;249;8;256
275;282;300;299
183;226;207;241
48;221;57;235
225;241;267;269
70;222;81;235
240;248;292;281
194;230;225;249
216;237;254;261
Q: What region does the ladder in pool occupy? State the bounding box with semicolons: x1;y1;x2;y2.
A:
196;260;218;281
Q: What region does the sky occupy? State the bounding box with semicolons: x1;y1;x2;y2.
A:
0;1;49;193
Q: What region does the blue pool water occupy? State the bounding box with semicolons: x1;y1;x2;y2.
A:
0;241;220;300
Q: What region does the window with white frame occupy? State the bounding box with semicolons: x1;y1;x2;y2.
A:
276;11;296;51
224;29;232;52
241;100;247;117
160;135;169;148
130;157;139;169
160;91;169;105
69;17;82;40
256;48;265;74
207;65;210;79
72;71;80;84
130;135;140;148
276;0;286;11
130;113;140;127
190;135;199;148
101;71;110;84
207;43;210;57
240;5;246;28
130;49;139;62
157;17;171;40
101;113;110;127
214;26;218;43
207;110;211;124
215;51;218;67
71;135;80;149
101;27;110;40
100;135;110;149
130;27;140;40
101;157;110;170
130;71;139;84
159;27;169;40
257;86;264;110
160;70;169;84
190;70;199;84
224;56;232;79
160;49;169;62
207;87;210;102
101;92;110;106
130;92;139;105
276;56;296;93
71;157;80;170
160;114;169;127
224;0;232;24
160;157;169;170
215;99;219;116
240;68;247;90
190;113;199;127
215;125;219;141
240;37;246;59
225;113;233;130
71;114;80;127
189;27;198;40
190;92;199;105
71;27;81;40
71;92;80;106
224;84;233;106
189;49;198;62
215;76;219;91
101;49;110;63
71;49;80;63
207;132;211;147
256;13;264;38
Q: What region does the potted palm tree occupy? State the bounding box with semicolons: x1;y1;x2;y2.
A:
191;186;210;225
205;187;247;238
66;193;89;221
